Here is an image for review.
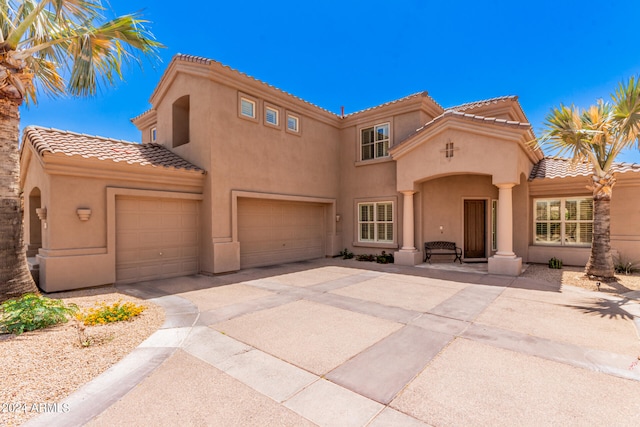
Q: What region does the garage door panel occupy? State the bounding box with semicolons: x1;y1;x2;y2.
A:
116;196;199;284
238;198;326;268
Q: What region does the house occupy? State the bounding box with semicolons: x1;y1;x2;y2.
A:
20;54;640;292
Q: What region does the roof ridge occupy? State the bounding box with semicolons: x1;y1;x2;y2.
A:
25;125;138;146
342;91;442;117
445;95;518;111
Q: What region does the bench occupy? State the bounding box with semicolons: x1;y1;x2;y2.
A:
424;241;462;264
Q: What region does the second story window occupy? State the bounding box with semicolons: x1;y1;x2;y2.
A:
361;123;390;161
287;114;299;133
265;106;279;126
240;98;256;118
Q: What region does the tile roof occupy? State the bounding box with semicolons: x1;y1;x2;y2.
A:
24;126;205;173
529;157;640;180
445;95;518;112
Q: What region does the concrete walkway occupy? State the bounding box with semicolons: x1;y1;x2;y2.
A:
26;259;640;426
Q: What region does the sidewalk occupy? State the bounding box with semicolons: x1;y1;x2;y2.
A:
25;259;640;426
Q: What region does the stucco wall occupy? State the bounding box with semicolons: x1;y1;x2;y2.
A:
420;174;498;258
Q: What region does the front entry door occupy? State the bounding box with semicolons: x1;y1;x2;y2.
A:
464;200;486;259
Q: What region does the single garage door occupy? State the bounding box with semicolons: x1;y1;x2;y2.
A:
116;196;199;284
238;198;326;268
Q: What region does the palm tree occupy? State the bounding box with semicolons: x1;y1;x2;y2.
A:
0;0;161;302
540;77;640;278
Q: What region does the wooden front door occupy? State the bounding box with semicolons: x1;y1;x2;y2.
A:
464;200;486;259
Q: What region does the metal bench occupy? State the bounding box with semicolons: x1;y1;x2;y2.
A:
424;241;462;264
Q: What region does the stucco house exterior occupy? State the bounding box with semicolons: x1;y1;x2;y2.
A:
20;54;640;292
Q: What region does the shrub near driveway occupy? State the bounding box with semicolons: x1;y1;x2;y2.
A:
0;293;78;335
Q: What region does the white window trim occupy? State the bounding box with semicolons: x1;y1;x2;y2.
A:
533;197;593;247
357;201;394;244
491;199;498;251
360;122;391;161
150;127;157;143
238;93;259;122
286;113;300;134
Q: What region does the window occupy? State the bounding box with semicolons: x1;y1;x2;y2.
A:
150;127;157;143
534;198;593;245
240;97;256;118
361;123;390;160
287;114;299;133
358;202;394;243
265;106;279;126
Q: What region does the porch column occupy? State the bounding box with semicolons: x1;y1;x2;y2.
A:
401;190;416;251
496;184;515;257
395;190;422;266
488;183;522;275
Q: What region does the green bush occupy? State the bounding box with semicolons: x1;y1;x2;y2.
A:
548;257;563;269
0;293;78;335
338;248;354;259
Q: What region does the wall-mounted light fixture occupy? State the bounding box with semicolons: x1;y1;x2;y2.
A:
439;225;444;234
76;208;92;221
336;214;341;222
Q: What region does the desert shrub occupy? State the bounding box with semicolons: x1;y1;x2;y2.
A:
338;248;354;259
77;300;146;326
376;251;394;264
356;253;376;262
0;293;78;335
548;257;563;269
614;255;639;275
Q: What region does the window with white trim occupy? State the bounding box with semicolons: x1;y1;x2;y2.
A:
358;202;393;242
265;106;279;126
240;98;256;118
287;114;299;132
150;127;157;142
361;123;390;160
534;198;593;245
491;199;498;251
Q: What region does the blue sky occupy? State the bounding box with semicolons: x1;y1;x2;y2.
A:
21;0;640;163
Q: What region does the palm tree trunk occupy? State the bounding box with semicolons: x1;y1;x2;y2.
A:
0;98;38;302
585;196;615;278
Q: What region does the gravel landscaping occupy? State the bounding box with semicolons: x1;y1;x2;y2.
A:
521;263;640;293
0;287;164;427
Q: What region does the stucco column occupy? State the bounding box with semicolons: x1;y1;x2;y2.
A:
495;183;516;258
488;183;521;276
395;190;422;266
401;190;416;251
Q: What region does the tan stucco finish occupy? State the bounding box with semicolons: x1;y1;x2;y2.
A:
20;55;640;290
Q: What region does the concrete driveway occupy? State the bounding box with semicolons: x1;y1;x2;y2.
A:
26;259;640;426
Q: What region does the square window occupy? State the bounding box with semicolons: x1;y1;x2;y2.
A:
287;114;299;132
240;98;256;118
361;123;390;160
265;107;279;126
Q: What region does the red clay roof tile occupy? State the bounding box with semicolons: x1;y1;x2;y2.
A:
24;126;204;173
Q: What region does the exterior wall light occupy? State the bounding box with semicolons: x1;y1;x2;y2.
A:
76;208;92;221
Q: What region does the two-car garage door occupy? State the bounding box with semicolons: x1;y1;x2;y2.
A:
116;196;199;284
238;198;326;268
